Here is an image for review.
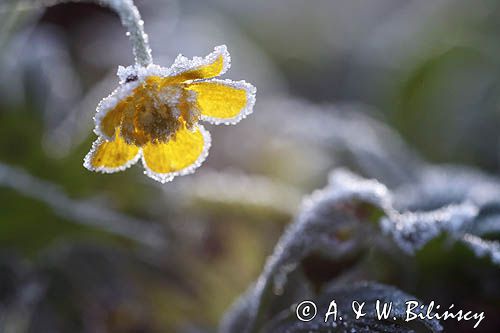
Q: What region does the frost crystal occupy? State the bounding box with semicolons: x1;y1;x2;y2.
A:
382;202;478;253
46;0;152;66
220;167;500;333
86;43;256;182
462;234;500;265
141;125;212;184
98;0;152;66
265;282;443;333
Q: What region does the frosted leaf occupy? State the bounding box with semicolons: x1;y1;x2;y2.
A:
220;169;387;333
220;167;499;333
381;202;479;253
473;208;500;237
326;168;392;209
263;282;442;333
394;165;500;212
461;234;500;265
387;165;500;253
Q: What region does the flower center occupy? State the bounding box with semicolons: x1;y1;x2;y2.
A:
120;77;200;146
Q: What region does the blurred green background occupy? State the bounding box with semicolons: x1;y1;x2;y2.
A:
0;0;500;332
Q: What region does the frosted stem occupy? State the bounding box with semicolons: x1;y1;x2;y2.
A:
20;0;153;66
95;0;152;66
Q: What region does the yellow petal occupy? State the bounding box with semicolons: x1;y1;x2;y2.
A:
185;79;256;124
84;133;140;173
169;45;230;82
178;89;201;129
142;125;211;183
94;83;140;140
98;101;125;139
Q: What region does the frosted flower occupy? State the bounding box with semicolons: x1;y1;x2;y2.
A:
84;45;256;183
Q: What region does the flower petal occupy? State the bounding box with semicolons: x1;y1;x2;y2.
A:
94;81;140;140
84;133;141;173
185;79;256;125
141;125;211;183
169;45;231;81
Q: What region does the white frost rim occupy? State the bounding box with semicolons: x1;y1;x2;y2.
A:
198;79;257;125
93;82;140;141
116;45;231;82
95;45;232;140
83;137;142;174
169;44;231;78
141;124;212;184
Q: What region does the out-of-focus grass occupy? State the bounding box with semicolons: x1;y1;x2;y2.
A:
1;1;500;331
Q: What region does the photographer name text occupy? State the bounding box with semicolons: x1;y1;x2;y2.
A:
295;300;485;328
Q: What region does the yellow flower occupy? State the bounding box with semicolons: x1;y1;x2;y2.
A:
84;45;256;183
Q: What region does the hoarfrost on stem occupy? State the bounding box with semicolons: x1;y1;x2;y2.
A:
25;0;152;66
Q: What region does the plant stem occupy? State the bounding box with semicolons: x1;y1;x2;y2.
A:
8;0;153;66
96;0;152;66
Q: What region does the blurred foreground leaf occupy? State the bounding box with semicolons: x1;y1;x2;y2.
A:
262;282;442;333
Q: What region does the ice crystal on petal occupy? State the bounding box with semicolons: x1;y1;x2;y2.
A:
169;45;231;78
199;79;257;125
141;125;212;184
86;45;255;183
